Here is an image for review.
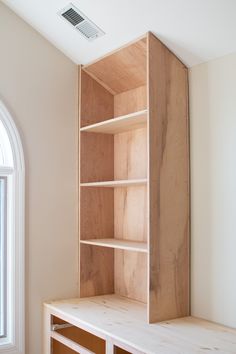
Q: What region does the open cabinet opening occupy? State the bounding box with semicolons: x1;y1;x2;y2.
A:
114;346;131;354
51;316;105;354
79;35;148;308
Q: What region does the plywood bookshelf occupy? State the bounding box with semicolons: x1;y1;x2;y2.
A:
79;32;189;323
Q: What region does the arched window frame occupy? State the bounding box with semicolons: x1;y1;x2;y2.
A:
0;101;25;354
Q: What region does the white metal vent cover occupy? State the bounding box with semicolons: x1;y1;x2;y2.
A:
59;3;105;41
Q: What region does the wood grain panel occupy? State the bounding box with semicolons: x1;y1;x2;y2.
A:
114;250;147;303
148;32;189;322
80;245;114;297
114;85;147;117
83;38;147;94
114;186;147;242
80;132;114;183
80;70;114;127
114;127;147;180
80;188;114;240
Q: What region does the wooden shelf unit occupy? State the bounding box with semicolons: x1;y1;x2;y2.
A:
79;32;189;323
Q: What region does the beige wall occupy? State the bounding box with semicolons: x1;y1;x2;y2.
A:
190;53;236;328
1;2;236;352
0;3;78;354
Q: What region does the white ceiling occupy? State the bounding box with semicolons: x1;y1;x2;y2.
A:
2;0;236;67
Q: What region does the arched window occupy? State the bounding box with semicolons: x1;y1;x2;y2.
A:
0;101;24;354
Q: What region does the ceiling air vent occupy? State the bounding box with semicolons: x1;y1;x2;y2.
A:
59;4;105;41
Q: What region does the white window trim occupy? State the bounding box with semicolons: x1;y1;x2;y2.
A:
0;101;25;354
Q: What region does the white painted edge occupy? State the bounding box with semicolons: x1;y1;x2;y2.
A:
0;101;25;354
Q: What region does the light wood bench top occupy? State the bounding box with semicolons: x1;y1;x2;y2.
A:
45;294;236;354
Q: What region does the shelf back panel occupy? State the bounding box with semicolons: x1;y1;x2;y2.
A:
114;250;147;303
114;127;147;180
114;85;147;117
114;186;147;242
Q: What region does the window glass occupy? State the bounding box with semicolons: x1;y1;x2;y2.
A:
0;121;13;167
0;178;6;338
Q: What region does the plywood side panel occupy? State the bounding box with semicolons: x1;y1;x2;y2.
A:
114;86;147;117
114;128;147;180
114;250;147;303
80;70;114;127
80;132;114;183
83;38;147;94
80;245;114;297
114;186;147;242
80;188;114;240
148;33;190;322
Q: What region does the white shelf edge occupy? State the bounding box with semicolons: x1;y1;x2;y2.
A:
80;109;147;134
80;179;147;188
80;238;148;253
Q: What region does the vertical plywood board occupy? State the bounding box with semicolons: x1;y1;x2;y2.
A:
114;86;147;117
114;250;147;303
114;127;147;180
80;132;114;183
80;188;114;240
148;33;189;322
80;69;114;127
80;245;114;297
114;186;147;242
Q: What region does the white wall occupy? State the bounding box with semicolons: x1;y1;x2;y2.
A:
190;53;236;328
0;3;78;354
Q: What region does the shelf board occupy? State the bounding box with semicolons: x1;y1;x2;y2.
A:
80;179;147;188
80;110;147;134
80;238;148;253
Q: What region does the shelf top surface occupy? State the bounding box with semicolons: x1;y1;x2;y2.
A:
45;295;236;354
80;110;147;134
80;238;148;253
80;179;147;188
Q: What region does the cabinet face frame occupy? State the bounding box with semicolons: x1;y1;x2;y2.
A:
78;32;189;323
